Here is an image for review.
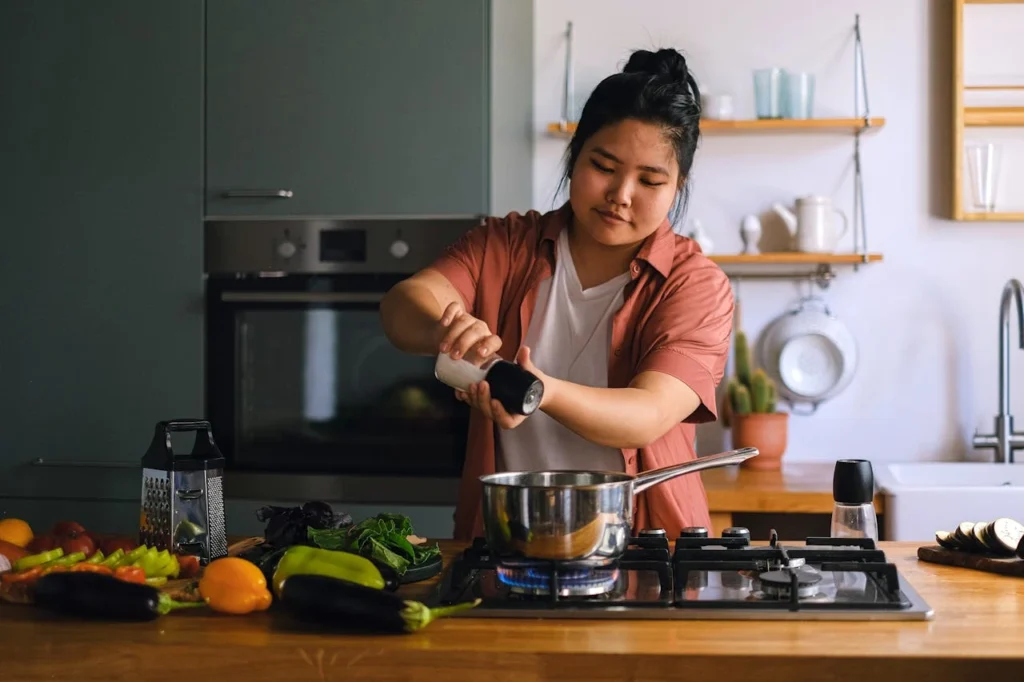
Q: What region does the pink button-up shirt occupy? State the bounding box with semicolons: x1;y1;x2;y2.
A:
430;204;734;540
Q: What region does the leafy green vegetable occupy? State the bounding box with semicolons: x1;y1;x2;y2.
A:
306;513;441;576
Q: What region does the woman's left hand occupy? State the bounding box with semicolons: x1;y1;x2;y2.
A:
455;346;548;429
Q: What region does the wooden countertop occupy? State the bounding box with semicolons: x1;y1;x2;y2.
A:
702;461;885;514
2;540;1021;681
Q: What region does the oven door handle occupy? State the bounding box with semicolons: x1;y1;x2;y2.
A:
219;292;385;304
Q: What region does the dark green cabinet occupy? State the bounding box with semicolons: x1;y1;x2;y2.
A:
205;0;491;218
0;2;204;511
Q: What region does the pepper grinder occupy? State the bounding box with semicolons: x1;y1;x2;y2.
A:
830;459;878;541
434;352;544;416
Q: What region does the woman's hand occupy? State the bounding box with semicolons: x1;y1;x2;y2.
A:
437;301;502;364
455;346;550;430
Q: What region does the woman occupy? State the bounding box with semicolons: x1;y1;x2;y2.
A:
380;47;734;541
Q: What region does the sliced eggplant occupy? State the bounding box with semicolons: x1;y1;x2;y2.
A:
990;518;1024;555
970;521;991;552
935;530;960;551
953;521;981;551
977;521;1002;554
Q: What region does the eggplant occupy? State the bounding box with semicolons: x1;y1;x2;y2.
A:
953;521;979;551
278;574;479;634
935;530;959;551
369;558;401;592
32;571;205;621
991;517;1024;555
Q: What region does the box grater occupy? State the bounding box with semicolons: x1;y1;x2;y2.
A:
139;419;227;564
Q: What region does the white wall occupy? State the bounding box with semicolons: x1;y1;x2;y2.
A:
531;0;1024;465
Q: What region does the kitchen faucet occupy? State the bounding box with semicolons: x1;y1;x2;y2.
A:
973;278;1024;463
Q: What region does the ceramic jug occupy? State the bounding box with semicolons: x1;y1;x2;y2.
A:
772;196;849;253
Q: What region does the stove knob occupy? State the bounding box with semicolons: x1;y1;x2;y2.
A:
389;239;410;259
638;528;666;538
679;526;708;538
722;527;751;540
277;241;297;259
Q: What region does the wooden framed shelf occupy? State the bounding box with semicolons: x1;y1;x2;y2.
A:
962;211;1024;221
546;118;886;137
952;0;1024;220
964;107;1024;126
964;85;1024;91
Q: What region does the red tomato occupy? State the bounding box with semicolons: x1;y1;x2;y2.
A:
176;554;201;579
59;530;96;558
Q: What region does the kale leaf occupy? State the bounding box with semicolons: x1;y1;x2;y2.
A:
306;512;440;575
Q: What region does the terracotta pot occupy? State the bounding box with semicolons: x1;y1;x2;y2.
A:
731;412;788;471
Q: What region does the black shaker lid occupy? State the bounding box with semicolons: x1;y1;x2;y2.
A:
484;361;545;416
833;459;874;504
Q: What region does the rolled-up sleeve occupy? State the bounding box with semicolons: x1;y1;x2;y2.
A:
636;258;734;423
427;218;498;314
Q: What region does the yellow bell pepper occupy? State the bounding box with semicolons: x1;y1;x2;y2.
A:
198;557;273;615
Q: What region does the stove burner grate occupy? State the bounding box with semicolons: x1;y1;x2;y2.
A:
496;564;620;597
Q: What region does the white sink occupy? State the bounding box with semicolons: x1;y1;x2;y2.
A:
875;462;1024;541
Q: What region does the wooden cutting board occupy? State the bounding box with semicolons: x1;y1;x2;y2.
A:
917;544;1024;577
160;536;266;601
0;537;267;605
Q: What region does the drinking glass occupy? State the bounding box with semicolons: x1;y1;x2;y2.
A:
753;68;784;119
965;142;1000;212
783;71;815;119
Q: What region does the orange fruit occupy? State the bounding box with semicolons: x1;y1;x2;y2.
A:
0;518;33;548
198;557;273;615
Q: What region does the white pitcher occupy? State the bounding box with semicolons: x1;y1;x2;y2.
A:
772;196;849;253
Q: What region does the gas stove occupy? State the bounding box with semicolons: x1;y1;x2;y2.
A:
429;527;934;621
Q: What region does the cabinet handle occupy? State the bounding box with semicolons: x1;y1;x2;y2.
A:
220;291;384;304
30;457;136;469
222;189;294;199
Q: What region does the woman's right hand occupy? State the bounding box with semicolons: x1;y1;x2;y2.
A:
437;301;502;365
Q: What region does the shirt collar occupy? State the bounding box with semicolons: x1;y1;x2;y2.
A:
542;202;675;279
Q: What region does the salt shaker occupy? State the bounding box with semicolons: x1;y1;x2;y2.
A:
434;352;545;416
830;459;878;541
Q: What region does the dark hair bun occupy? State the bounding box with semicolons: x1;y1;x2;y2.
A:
623;48;689;83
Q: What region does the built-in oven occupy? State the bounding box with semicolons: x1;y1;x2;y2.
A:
204;217;480;499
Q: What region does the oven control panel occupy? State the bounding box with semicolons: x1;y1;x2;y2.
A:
204;217;482;275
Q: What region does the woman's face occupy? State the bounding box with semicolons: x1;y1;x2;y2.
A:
568;118;681;247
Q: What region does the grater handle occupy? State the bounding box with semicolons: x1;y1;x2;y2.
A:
159;419;220;458
142;419;225;470
164;419;209;433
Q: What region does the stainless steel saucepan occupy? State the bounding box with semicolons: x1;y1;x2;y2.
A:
479;447;758;566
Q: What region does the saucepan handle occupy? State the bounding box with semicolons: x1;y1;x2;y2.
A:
631;447;759;495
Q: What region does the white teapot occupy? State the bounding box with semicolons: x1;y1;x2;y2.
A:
772;196;849;253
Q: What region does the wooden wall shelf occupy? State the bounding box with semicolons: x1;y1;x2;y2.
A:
708;253;883;289
546;118;886;137
546;16;884;289
709;253;882;265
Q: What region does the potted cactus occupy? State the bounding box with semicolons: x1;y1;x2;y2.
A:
724;329;788;471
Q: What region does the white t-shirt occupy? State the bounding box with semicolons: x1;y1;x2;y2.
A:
497;229;630;473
